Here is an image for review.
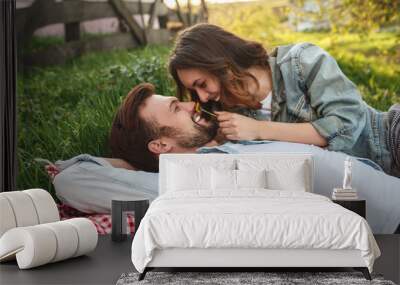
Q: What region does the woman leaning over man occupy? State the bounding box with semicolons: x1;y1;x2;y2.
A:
168;23;400;177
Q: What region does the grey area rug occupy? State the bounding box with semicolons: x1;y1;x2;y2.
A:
116;272;396;285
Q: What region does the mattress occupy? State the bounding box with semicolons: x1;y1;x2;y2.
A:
131;190;380;273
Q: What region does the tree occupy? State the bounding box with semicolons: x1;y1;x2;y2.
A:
290;0;400;34
331;0;400;34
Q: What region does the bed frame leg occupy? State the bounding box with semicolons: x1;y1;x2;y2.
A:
138;268;148;281
354;267;371;280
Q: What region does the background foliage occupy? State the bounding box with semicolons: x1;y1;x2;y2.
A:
18;0;400;192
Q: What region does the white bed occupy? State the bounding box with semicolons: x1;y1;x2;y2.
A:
131;154;380;280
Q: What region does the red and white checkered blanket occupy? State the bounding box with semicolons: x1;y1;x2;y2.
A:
57;204;135;235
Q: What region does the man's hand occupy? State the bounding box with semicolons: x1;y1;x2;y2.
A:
45;164;60;181
215;111;263;141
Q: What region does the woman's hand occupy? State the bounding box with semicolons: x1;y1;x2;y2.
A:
215;111;328;146
215;111;263;141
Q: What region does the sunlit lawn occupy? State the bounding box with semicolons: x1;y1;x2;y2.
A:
17;2;399;191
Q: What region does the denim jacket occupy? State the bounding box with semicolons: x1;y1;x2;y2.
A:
237;43;391;173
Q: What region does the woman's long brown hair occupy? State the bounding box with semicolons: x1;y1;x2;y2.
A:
169;23;269;110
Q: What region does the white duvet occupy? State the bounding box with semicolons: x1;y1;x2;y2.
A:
131;190;380;273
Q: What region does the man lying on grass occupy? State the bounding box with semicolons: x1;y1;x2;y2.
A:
49;83;400;234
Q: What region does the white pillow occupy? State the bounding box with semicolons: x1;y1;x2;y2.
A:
211;168;236;190
167;163;211;191
236;169;267;189
267;162;307;191
237;158;310;192
211;169;268;191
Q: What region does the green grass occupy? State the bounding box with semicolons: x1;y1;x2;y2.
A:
267;32;400;111
17;45;174;192
24;33;116;53
18;3;400;191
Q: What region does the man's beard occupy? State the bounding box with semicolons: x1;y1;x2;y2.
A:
173;119;218;149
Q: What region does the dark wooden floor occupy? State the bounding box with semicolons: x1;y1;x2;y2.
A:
0;235;398;285
0;236;134;285
374;234;400;284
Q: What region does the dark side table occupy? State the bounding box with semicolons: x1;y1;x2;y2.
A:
332;199;366;218
112;199;149;242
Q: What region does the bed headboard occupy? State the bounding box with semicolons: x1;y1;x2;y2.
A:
159;153;314;195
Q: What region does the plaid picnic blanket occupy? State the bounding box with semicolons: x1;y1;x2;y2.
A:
57;204;135;235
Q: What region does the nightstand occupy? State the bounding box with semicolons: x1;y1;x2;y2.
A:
112;199;149;242
332;199;366;218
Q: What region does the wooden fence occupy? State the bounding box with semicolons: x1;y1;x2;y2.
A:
17;0;208;67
